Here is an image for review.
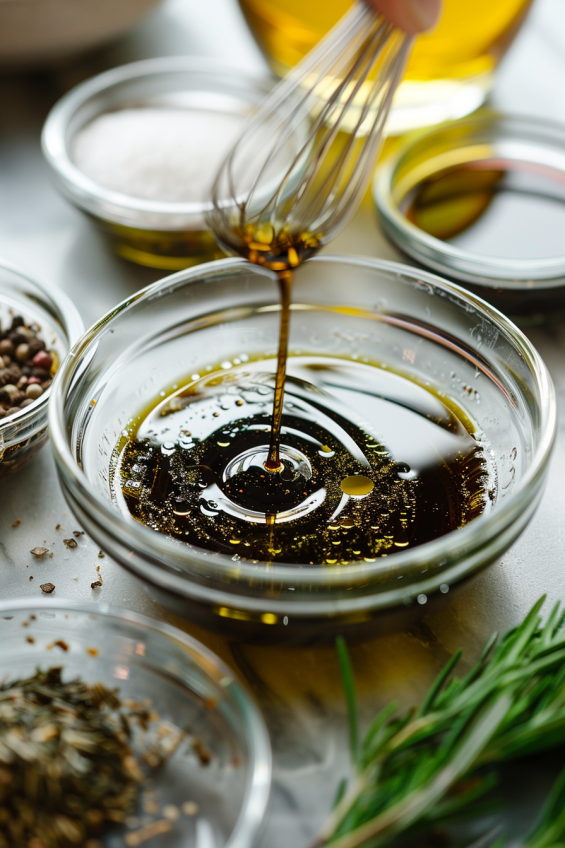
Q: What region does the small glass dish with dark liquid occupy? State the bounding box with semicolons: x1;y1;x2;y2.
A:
374;113;565;320
50;256;555;638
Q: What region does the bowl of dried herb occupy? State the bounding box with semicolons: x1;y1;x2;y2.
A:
0;599;271;848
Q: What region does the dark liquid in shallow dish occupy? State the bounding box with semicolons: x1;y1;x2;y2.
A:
111;356;495;566
403;162;565;260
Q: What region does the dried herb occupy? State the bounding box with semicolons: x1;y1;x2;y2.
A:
63;539;77;550
313;596;565;848
0;667;185;848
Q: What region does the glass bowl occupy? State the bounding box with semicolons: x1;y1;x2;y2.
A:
0;599;271;848
49;256;556;639
41;57;275;271
374;113;565;319
0;259;83;480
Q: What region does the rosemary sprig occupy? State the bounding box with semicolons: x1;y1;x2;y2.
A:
311;596;565;848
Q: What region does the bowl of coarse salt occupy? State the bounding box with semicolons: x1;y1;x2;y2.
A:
42;57;290;271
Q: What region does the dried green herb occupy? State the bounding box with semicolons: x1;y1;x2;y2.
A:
0;667;161;847
313;596;565;848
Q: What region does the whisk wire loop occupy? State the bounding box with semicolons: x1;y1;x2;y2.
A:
209;2;412;262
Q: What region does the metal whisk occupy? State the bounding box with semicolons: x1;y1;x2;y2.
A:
208;2;412;266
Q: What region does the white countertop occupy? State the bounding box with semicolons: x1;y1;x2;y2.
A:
1;1;565;844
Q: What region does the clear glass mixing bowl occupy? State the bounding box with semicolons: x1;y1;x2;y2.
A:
49;256;556;638
0;599;271;847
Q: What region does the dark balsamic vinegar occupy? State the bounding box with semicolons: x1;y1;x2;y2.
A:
111;223;495;566
111;356;495;566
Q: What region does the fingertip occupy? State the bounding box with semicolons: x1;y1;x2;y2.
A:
367;0;443;34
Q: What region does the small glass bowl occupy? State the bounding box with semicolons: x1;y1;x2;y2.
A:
0;599;271;848
0;259;83;480
374;113;565;318
41;57;274;271
49;256;556;639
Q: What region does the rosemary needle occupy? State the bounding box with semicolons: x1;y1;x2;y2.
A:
312;596;565;848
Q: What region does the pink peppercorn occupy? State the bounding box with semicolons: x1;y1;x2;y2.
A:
32;351;53;371
27;376;42;384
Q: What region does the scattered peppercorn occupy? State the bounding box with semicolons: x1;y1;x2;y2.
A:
40;583;55;594
48;640;69;652
30;547;48;557
63;538;78;549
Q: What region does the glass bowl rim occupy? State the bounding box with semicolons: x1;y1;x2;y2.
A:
0;596;272;848
0;256;84;439
41;55;275;220
373;112;565;286
48;254;556;595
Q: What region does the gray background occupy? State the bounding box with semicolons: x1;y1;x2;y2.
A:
1;1;565;844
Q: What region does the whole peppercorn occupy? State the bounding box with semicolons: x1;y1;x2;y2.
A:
27;338;45;356
25;383;43;401
31;351;53;371
14;343;30;362
1;384;20;404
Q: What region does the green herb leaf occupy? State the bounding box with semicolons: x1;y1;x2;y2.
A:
313;597;565;848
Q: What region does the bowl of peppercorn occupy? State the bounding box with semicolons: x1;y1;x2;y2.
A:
0;258;82;479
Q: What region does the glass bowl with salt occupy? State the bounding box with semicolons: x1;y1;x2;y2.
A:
42;57;280;271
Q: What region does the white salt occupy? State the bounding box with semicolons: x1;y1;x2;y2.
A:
71;107;246;204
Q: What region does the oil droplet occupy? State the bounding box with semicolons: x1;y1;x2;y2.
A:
341;475;374;497
318;445;335;457
217;441;230;447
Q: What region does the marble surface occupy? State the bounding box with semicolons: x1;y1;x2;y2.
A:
1;1;565;845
